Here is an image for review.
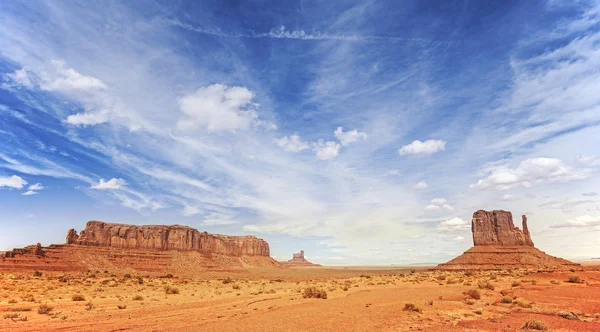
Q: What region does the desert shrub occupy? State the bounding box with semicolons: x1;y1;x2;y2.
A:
567;275;582;283
570;268;576;272
489;273;497;280
164;286;180;294
515;299;532;308
477;279;495;290
9;307;32;312
163;273;173;278
117;305;127;309
222;277;233;284
550;279;559;284
303;287;327;299
557;311;579;320
123;274;132;279
85;301;94;311
465;299;476;305
464;270;474;277
409;269;416;274
426;300;433;306
37;303;54;315
473;308;483;315
232;284;240;290
132;295;144;301
359;274;372;279
465;289;481;300
137;277;144;284
8;299;17;304
512;280;521;287
88;274;96;278
522;320;548;330
436;274;447;281
501;296;513;304
72;294;86;301
33;271;43;277
403;303;422;312
3;313;22;320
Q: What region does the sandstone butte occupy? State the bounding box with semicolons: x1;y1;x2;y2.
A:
1;221;279;273
280;250;321;267
437;209;579;270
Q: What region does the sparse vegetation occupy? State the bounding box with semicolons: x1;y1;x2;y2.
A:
403;303;422;312
465;289;481;300
132;294;144;301
303;287;327;299
72;294;86;301
501;296;513;304
37;303;54;315
85;301;95;310
522;320;548;330
164;286;180;294
477;279;495;290
473;308;483;315
33;271;43;277
567;275;582;283
512;280;521;287
222;277;233;284
117;305;127;310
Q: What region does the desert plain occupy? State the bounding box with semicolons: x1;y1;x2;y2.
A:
1;265;600;331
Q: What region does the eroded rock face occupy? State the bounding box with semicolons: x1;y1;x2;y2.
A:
66;221;270;257
282;250;321;266
472;210;534;246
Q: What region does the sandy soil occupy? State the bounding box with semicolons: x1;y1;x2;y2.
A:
1;266;599;331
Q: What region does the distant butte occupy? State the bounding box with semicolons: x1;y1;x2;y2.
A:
437;210;579;270
281;250;321;267
1;221;279;273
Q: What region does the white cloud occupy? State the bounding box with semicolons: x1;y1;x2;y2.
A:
312;139;341;160
91;178;126;190
333;127;367;146
470;158;586;191
414;181;428;189
576;154;600;166
177;84;260;132
4;68;34;89
274;135;309;152
0;175;27;189
182;205;201;217
550;215;600;228
425;204;441;212
453;236;465;241
399;139;446;155
500;194;516;201
431;198;446;205
437;217;470;232
22;183;45;196
442;204;456;211
201;212;237;226
66;108;111;126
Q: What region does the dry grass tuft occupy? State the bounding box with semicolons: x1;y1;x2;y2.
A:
403;303;422;313
132;295;144;301
500;296;513;304
522;320;548;330
72;294;86;301
465;289;481;300
303;287;327;299
37;303;54;315
164;286;180;294
567;275;583;284
477;279;495;290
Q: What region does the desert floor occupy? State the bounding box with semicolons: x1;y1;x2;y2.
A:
1;266;600;331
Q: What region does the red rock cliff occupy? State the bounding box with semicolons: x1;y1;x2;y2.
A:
472;210;534;246
66;221;270;257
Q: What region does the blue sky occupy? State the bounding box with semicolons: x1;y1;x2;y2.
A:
1;0;600;265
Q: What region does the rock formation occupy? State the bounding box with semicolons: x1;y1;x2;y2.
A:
437;210;578;270
281;250;321;267
2;221;279;273
472;210;534;246
66;221;270;257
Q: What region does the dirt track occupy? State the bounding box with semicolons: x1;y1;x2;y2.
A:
1;267;600;331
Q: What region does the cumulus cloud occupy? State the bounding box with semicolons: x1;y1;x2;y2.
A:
177;84;260;132
470;158;586;191
274;135;309;152
333;127;367;146
398;139;446;155
414;181;428;189
0;175;27;189
431;198;446;205
312;139;341;160
425;204;441;212
550;215;600;228
66;108;111;126
437;217;470;232
4;68;34;89
91;178;126;190
22;183;45;196
576;154;600;166
442;204;456;211
500;194;516;201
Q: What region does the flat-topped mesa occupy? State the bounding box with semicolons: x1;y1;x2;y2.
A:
66;221;270;257
472;210;534;246
282;250;321;267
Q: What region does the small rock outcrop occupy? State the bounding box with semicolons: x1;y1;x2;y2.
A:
472;210;534;246
438;209;578;270
66;221;270;257
281;250;321;267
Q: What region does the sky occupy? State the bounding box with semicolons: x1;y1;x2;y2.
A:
1;0;600;265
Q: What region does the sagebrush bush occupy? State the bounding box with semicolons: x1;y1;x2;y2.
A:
37;304;53;315
522;320;548;330
465;289;481;300
303;287;327;299
132;295;144;301
403;303;422;312
222;277;233;284
71;295;86;301
477;279;495;290
567;275;582;283
164;286;180;294
500;296;513;304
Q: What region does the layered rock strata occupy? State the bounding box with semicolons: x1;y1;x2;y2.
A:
438;210;578;270
281;250;321;267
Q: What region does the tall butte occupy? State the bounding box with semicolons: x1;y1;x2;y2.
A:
437;210;578;270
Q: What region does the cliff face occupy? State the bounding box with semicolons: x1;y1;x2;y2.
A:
472;210;534;246
66;221;270;257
